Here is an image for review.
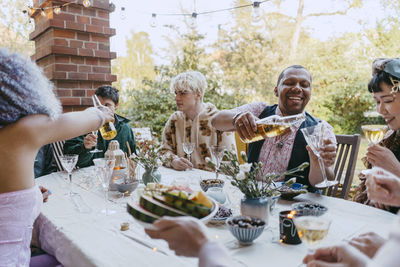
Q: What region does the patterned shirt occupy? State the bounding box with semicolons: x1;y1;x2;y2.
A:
232;102;336;177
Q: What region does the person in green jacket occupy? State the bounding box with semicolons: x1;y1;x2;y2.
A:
63;85;136;168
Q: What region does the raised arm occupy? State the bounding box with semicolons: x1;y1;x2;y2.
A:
211;110;237;132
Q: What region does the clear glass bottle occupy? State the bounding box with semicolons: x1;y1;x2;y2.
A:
241;113;305;143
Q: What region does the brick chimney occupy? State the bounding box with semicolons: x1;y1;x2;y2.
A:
29;0;116;112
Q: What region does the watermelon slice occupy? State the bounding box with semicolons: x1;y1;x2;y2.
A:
140;195;188;217
127;201;160;223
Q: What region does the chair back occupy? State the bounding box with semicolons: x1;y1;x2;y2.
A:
325;134;361;199
132;127;152;142
235;132;248;164
51;140;66;172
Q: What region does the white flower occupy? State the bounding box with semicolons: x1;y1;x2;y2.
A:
156;159;163;167
237;171;246;180
205;157;212;163
239;163;252;173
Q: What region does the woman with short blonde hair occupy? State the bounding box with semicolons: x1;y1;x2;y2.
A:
161;71;236;171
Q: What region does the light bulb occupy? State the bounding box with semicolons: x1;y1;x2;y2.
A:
83;0;92;8
149;13;157;28
40;8;46;17
189;12;197;29
119;7;126;20
28;7;35;16
54;6;61;15
251;1;262;23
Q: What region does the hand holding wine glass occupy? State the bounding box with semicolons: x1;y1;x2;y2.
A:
84;130;102;153
92;95;117;141
183;142;195;170
301;123;337;188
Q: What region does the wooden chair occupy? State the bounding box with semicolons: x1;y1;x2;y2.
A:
325;134;361;199
51;140;66;172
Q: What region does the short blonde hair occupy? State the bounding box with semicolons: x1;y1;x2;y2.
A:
170;71;207;99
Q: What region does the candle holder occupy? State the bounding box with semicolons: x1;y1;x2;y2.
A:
279;210;301;245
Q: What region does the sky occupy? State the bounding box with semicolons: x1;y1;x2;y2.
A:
109;0;386;62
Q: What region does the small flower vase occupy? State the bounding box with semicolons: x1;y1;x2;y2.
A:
142;167;161;185
240;197;271;225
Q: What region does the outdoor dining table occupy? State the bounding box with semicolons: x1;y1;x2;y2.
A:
34;166;398;267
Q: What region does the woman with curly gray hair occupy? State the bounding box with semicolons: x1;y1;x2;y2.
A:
0;48;113;266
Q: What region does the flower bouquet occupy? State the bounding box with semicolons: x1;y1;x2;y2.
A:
130;139;164;184
207;150;309;198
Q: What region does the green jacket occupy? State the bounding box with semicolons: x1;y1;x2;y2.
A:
63;114;136;168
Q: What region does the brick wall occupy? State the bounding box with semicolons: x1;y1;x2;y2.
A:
30;0;116;112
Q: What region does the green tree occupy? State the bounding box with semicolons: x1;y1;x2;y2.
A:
0;0;34;55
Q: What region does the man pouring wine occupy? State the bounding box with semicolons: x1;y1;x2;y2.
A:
211;65;337;190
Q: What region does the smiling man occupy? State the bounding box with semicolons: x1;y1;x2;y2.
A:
211;65;337;189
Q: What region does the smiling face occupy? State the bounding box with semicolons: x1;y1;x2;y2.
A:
274;68;311;116
174;89;200;114
373;81;400;131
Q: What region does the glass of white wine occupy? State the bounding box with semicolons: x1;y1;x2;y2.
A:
92;95;117;141
210;145;225;180
293;214;332;255
183;142;195;169
301;123;338;188
361;124;389;145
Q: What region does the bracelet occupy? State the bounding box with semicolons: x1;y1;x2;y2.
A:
232;112;242;126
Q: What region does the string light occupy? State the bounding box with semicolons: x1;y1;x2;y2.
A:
22;0;95;19
54;6;62;15
28;7;35;16
83;0;93;8
149;13;157;28
119;7;126;20
189;12;197;29
251;1;262;23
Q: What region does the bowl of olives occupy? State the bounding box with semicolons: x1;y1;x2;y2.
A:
200;178;224;192
291;202;328;216
226;216;265;245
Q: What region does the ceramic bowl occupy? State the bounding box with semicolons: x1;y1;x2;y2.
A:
291;202;328;216
200;178;225;192
116;181;140;194
278;182;307;200
226;216;265;245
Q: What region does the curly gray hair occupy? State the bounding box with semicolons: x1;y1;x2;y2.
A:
0;48;61;128
170;71;207;100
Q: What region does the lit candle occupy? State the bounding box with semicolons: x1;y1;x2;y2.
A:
279;210;301;245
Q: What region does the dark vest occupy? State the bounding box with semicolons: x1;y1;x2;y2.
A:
247;104;319;189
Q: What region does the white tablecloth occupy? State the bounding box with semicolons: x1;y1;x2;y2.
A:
35;166;397;267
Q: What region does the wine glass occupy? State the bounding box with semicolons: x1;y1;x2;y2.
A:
183;142;195;169
92;95;117;141
361;124;389;145
301;124;337;188
60;154;79;197
293;214;332;256
210;145;225;180
93;158;116;215
89;130;103;154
